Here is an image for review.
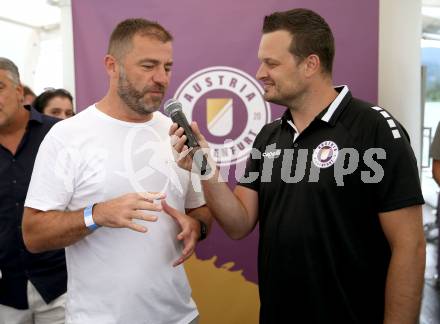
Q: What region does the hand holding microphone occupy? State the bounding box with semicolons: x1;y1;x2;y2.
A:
165;99;213;176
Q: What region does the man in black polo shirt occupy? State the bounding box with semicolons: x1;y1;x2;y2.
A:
170;8;426;324
0;58;67;323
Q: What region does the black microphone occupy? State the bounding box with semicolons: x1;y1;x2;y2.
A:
164;99;211;175
164;99;199;148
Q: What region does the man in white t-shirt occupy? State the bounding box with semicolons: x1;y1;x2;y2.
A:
22;18;212;324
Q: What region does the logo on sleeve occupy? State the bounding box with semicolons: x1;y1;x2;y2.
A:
312;141;339;168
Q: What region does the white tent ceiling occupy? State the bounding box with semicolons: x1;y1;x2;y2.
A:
0;0;438;94
0;0;64;94
0;0;60;28
0;0;438;28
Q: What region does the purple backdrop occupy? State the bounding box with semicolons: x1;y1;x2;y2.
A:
72;0;379;284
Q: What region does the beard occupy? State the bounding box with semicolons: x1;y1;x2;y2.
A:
264;81;308;109
117;67;165;116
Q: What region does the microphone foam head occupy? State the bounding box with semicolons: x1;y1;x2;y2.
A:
164;99;182;116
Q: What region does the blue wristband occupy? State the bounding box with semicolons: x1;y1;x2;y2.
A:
84;204;100;231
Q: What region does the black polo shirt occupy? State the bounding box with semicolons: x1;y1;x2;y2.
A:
0;106;67;309
239;86;424;324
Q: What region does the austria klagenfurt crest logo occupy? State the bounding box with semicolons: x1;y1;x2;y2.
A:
312;141;339;168
174;66;271;166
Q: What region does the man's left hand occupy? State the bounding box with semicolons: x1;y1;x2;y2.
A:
161;200;200;267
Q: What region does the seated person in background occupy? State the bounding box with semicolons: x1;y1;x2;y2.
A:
32;88;74;119
23;85;36;105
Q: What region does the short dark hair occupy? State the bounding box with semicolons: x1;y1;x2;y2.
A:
32;88;73;113
107;18;173;61
262;9;335;74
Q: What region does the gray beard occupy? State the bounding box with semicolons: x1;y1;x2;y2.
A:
117;67;161;115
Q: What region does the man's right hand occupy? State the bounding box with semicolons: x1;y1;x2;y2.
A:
93;192;165;233
169;121;215;173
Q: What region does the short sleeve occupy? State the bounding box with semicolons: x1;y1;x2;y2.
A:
237;125;270;192
184;173;206;209
237;148;262;192
372;117;425;212
430;122;440;160
24;132;77;211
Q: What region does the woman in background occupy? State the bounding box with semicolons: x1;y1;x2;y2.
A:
33;88;74;119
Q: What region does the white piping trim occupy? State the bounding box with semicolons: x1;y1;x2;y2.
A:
287;120;300;142
380;111;391;118
321;85;349;123
392;129;401;139
387;119;396;128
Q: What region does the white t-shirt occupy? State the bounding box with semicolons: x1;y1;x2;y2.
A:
25;105;205;324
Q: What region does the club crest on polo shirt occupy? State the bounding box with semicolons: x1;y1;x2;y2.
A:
312;141;339;168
